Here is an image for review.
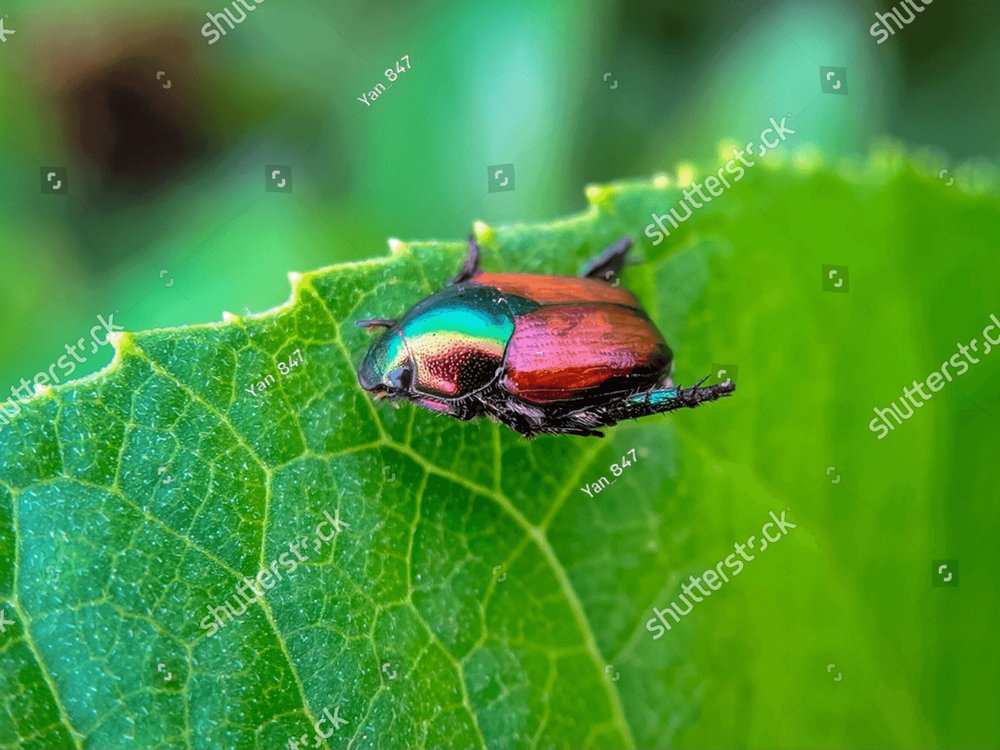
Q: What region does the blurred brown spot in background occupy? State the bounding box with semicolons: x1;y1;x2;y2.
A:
33;19;211;197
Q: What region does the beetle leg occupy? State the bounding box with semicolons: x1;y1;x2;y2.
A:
356;319;397;330
536;378;735;436
450;235;482;284
544;423;605;438
492;397;608;438
538;407;607;437
503;406;606;438
412;396;482;421
611;378;736;421
580;237;633;282
477;390;548;438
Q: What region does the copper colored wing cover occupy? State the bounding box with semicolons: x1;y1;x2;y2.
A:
501;304;672;404
471;273;640;308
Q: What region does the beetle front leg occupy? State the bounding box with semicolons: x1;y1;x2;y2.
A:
580;237;633;281
450;235;482;284
411;396;482;421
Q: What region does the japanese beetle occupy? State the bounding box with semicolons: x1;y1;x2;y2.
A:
357;236;735;438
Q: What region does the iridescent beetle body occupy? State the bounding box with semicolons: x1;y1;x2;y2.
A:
357;236;735;438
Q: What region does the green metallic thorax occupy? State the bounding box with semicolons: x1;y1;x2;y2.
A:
359;285;535;399
401;285;515;347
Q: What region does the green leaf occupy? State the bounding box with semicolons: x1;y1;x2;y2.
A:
2;149;998;749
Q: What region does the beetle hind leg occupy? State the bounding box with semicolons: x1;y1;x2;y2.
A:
613;378;736;421
528;379;734;437
450;235;482;284
581;237;633;281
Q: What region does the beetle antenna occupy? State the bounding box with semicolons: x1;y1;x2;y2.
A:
356;319;397;330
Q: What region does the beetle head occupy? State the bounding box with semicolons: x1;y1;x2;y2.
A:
357;327;415;400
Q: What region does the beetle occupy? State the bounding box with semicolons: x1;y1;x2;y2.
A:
356;235;735;438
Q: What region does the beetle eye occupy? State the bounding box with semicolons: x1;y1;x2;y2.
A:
386;365;412;391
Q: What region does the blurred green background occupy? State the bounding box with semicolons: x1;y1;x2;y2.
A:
1;1;998;748
1;0;997;389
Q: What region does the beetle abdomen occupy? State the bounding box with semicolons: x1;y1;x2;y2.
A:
501;305;672;404
471;273;639;308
